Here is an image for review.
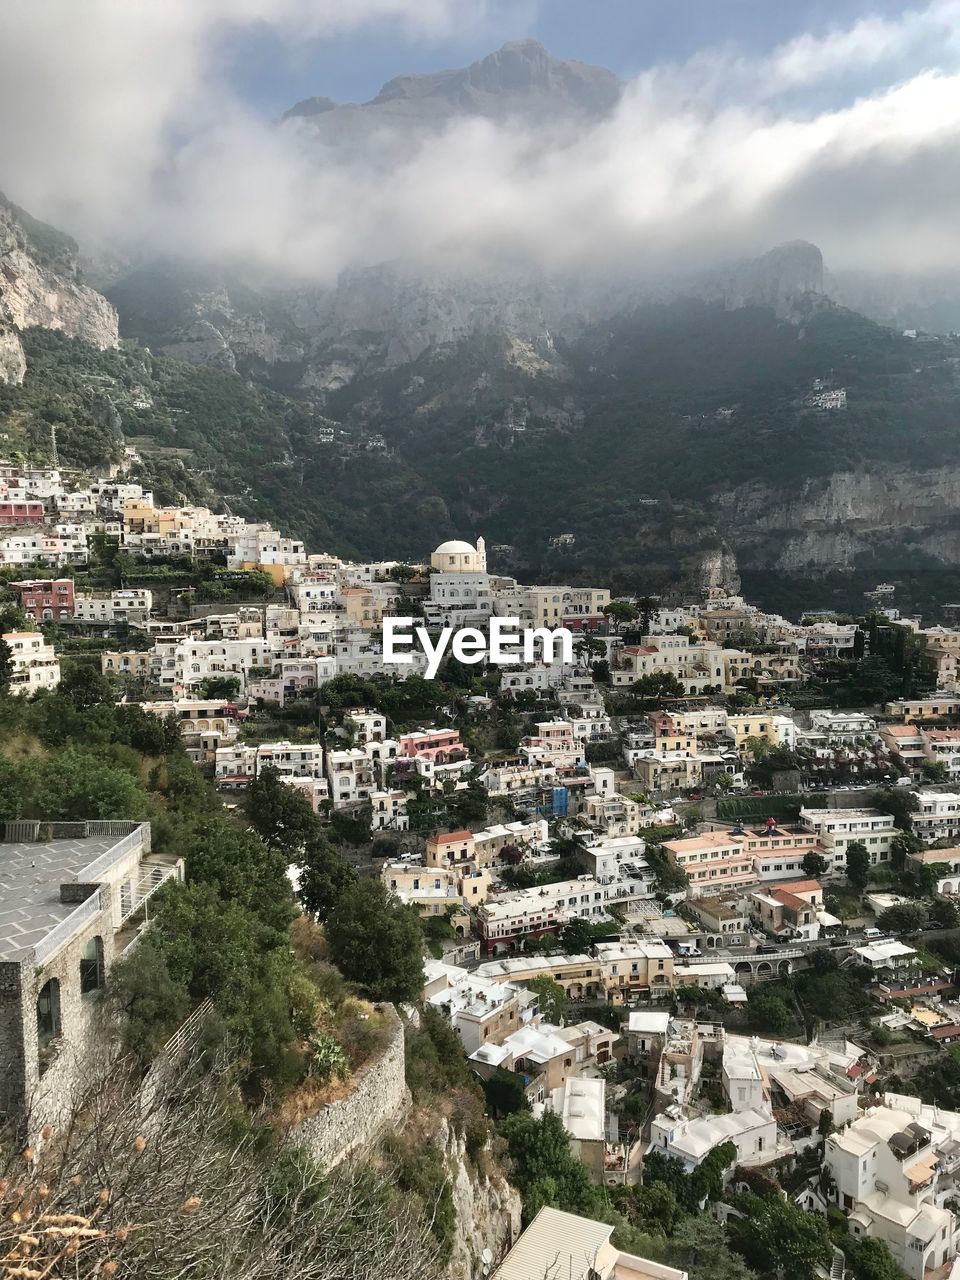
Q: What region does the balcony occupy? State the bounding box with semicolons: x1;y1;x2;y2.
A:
114;856;184;947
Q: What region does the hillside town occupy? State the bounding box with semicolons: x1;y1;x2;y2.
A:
8;459;960;1280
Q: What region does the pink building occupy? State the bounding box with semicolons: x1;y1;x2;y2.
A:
399;728;465;763
0;501;44;526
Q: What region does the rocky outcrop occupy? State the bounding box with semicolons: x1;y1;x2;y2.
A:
714;466;960;571
441;1120;522;1280
0;319;26;385
696;240;825;319
0;197;118;385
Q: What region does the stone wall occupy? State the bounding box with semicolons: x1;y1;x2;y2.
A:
291;1003;408;1170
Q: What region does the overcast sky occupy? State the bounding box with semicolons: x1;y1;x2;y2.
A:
1;0;959;281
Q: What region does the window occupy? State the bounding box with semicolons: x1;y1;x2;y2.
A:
80;936;104;997
37;978;62;1060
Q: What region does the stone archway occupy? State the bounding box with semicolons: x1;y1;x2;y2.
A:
735;961;753;980
756;961;773;979
777;958;792;977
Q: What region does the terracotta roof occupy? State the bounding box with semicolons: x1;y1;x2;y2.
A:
930;1023;960;1040
429;830;474;844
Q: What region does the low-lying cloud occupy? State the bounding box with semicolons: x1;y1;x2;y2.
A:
3;0;960;281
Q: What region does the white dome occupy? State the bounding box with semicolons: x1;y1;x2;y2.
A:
434;540;476;554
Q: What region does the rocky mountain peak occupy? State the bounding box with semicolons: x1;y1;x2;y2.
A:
370;39;621;117
282;40;622;140
0;196;119;385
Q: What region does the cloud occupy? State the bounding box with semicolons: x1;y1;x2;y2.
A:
2;0;960;281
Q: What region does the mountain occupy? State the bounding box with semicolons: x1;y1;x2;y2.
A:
5;39;960;615
283;39;622;136
0;196;118;385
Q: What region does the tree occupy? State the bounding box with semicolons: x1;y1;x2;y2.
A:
185;817;294;937
558;917;605;953
846;840;870;891
844;1236;906;1280
923;760;950;783
247;765;321;852
747;989;795;1036
890;830;922;870
325;879;425;1004
664;1215;757;1280
59;661;115;710
197;675;241;699
870;786;919;831
0;636;12;695
106;935;191;1061
631;671;685;705
744;735;771;762
930;897;959;929
603;600;639;626
298;837;358;922
728;1190;831;1280
483;1066;529;1118
802;850;829;880
528;976;568;1024
876;902;927;935
499;1108;603;1221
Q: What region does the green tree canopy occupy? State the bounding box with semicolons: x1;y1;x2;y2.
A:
325;878;425;1004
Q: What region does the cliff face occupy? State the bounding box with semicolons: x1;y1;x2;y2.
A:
440;1120;521;1280
0;198;119;385
714;467;960;571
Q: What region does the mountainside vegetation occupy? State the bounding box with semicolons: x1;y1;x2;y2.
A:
7;289;960;614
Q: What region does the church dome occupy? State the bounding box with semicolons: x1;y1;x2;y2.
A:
433;540;477;555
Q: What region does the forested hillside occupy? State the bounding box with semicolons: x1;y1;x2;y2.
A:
5;291;960;613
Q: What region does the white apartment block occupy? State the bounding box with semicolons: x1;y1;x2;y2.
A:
824;1098;960;1280
800;808;897;868
344;708;387;744
73;589;153;627
3;631;60;695
499;664;567;696
912;791;960;843
476;873;652;951
167;637;274;695
214;740;324;783
613;634;726;694
326;748;376;808
520;719;580;767
648;1106;779;1172
809;710;880;745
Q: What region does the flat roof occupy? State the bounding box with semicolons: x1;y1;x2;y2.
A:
0;828;141;960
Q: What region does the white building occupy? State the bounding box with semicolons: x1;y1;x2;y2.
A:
648;1105;779;1172
326;748;376;808
73;589;153;627
810;710;880;745
800;807;897;869
824;1098;960;1280
214;740;324;783
370;789;409;831
477;872;653;952
912;790;960;844
3;631;60;694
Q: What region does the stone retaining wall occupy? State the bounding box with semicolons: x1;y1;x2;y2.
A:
291;1003;408;1170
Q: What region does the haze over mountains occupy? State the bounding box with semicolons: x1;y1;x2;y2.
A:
4;34;960;614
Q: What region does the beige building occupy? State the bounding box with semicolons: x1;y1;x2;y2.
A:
492;1206;687;1280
